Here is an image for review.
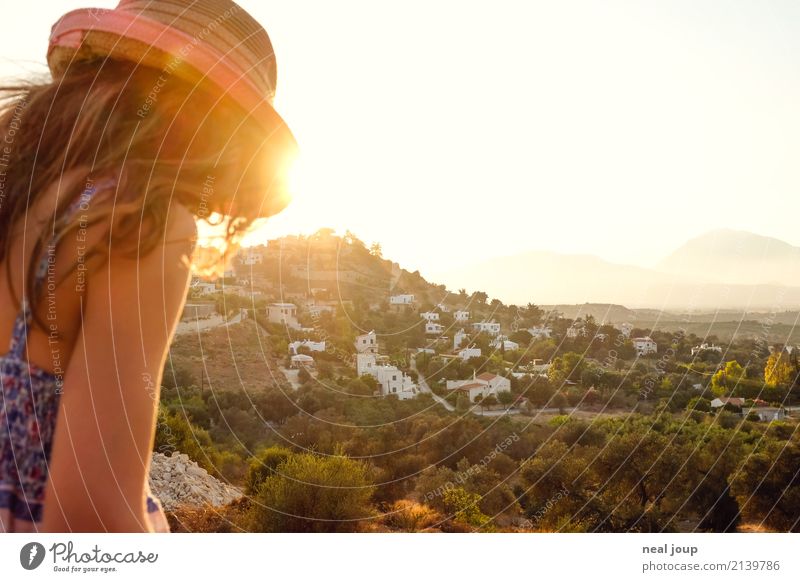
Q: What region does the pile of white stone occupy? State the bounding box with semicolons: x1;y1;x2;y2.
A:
148;452;242;511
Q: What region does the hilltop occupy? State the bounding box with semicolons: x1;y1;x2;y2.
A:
436;229;800;310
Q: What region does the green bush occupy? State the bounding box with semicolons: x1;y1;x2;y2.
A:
245;446;293;494
247;451;375;532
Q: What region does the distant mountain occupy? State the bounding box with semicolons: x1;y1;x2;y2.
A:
539;303;667;324
436;233;800;309
657;229;800;287
436;250;669;307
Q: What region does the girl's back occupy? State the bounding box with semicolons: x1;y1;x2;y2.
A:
0;0;296;532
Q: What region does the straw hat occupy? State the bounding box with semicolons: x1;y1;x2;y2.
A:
47;0;296;156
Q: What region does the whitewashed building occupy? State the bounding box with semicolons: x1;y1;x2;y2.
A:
472;321;501;336
389;294;415;305
425;322;445;335
454;310;470;322
447;372;511;401
617;322;634;338
241;248;264;265
491;338;519;351
354;331;378;354
288;340;326;354
745;407;786;421
192;281;217;295
290;354;314;369
356;353;417;400
691;343;723;356
421;311;440;322
527;326;552;340
632;336;657;356
458;346;482;361
566;323;587;339
454;328;468;350
266;303;300;329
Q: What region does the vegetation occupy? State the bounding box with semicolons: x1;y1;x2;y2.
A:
155;230;800;532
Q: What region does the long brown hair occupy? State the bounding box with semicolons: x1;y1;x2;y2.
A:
0;58;285;328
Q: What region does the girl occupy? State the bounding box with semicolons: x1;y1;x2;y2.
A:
0;0;296;532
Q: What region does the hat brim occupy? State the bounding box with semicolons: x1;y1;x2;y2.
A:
48;8;298;161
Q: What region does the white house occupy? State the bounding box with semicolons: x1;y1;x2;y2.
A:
192;281;217;295
710;397;745;410
308;303;336;318
436;303;451;313
356;353;417;400
354;331;378;354
566;323;587;339
290;354;314;369
454;328;468;350
266;303;300;329
521;359;550;375
527;326;552;340
458;346;482;361
491;338;519;351
447;372;511;402
691;343;723;356
390;294;415;305
421;311;440;322
454;310;470;322
632;336;657;356
745;407;786;421
288;340;326;354
472;321;501;336
241;247;264;265
616;322;634;338
425;322;445;335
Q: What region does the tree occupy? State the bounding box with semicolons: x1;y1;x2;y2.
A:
369;242;383;258
297;366;312;385
456;393;471;413
442;488;493;530
245;446;292;494
162;365;196;389
765;349;794;387
548;352;586;386
497;390;514;406
528;377;555;407
472;291;488;304
347;377;374;395
686;396;711;413
710;360;746;397
248;451;375;532
509;329;533;347
482;394;498;408
730;441;800;532
552;392;568;414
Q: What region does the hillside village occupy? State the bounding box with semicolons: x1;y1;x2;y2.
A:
177;229;799;422
159;229;800;533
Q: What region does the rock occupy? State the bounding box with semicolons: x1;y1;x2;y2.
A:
148;452;242;511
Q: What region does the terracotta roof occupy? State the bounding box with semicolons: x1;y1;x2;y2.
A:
715;397;745;406
477;372;499;381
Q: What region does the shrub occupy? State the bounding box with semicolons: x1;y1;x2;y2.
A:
247;451;375;532
245;446;293;494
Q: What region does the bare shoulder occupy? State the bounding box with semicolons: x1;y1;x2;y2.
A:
109;202;196;281
90;203;197;330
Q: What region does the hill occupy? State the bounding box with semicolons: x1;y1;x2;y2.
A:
657;229;800;287
436;230;800;309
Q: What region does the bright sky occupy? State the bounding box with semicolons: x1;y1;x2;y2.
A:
4;1;800;280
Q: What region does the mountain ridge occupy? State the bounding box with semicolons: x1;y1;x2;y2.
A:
434;229;800;309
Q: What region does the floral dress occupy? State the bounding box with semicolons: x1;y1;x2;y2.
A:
0;178;168;532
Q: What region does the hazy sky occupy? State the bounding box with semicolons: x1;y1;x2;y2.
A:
4;1;800;280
